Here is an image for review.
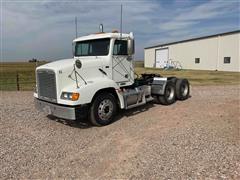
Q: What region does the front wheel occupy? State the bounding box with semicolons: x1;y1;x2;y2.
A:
89;93;117;126
156;81;176;105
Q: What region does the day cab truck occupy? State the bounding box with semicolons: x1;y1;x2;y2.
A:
34;31;190;126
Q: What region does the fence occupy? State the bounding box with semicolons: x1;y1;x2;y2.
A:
0;71;36;91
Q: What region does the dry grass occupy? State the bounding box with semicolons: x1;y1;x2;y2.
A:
0;62;239;90
0;62;46;90
135;67;240;86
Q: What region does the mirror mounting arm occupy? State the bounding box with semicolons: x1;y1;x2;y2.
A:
74;60;87;86
73;64;79;88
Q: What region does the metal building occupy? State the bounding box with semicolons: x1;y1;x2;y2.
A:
144;30;240;72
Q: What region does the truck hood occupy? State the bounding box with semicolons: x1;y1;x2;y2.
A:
36;57;105;89
37;58;75;71
37;57;104;72
35;57;111;104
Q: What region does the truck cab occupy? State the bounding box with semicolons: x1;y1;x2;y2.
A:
34;31;190;126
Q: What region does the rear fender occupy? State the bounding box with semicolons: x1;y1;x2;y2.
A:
151;77;168;95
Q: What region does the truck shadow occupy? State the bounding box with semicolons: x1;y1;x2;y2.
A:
47;102;155;129
115;102;155;121
47;115;91;129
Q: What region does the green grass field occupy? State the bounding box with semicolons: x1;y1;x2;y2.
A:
0;62;239;91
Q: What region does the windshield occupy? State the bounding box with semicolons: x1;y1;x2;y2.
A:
74;38;110;56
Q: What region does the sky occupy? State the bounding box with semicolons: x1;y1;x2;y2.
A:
1;0;239;61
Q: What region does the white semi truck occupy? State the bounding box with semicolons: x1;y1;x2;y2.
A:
34;31;190;126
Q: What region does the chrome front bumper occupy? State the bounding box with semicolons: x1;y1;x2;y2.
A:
34;98;88;120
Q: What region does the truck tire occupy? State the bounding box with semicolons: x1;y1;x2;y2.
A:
176;78;190;100
89;93;117;126
156;81;176;105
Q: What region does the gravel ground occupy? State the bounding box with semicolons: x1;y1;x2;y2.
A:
0;85;239;179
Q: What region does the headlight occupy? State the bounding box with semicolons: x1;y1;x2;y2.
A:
61;92;79;101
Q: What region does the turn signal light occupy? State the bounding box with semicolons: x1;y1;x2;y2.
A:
71;93;79;101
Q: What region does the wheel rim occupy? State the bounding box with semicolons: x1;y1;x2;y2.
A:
181;84;188;97
98;99;113;121
166;86;174;100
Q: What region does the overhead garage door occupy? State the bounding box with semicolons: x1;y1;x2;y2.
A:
155;48;169;68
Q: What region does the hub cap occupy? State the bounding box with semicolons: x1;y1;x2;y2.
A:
98;99;113;121
181;84;188;96
166;86;174;100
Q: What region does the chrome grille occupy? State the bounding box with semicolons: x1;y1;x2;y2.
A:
37;69;57;102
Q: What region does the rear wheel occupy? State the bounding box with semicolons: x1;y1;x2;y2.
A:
89;93;117;126
176;79;190;100
156;81;176;105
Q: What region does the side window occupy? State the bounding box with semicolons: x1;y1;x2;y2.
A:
113;40;128;55
224;57;231;64
76;43;89;56
195;58;200;64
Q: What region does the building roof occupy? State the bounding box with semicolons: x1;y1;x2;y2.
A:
144;30;240;49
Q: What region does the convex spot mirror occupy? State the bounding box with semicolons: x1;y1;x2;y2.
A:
75;59;82;69
128;39;135;56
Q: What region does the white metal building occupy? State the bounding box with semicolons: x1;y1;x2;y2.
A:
144;30;240;72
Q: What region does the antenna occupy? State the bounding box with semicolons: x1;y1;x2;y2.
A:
120;4;123;39
75;16;78;38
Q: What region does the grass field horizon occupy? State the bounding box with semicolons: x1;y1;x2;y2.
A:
0;61;239;91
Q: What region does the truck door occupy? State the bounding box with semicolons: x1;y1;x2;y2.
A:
112;39;134;86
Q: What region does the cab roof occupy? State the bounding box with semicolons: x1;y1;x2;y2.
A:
73;32;131;42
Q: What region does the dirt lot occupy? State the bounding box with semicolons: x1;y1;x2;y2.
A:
0;85;239;179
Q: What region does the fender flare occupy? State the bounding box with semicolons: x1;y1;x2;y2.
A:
77;78;125;108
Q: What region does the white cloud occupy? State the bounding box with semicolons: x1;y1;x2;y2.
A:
1;0;239;61
160;21;198;31
176;1;237;21
2;0;162;60
159;0;239;31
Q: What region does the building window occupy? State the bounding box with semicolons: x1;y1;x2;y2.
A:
224;57;231;64
195;58;200;64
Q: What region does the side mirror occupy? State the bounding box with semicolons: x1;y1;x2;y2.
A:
75;59;82;69
127;39;135;56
